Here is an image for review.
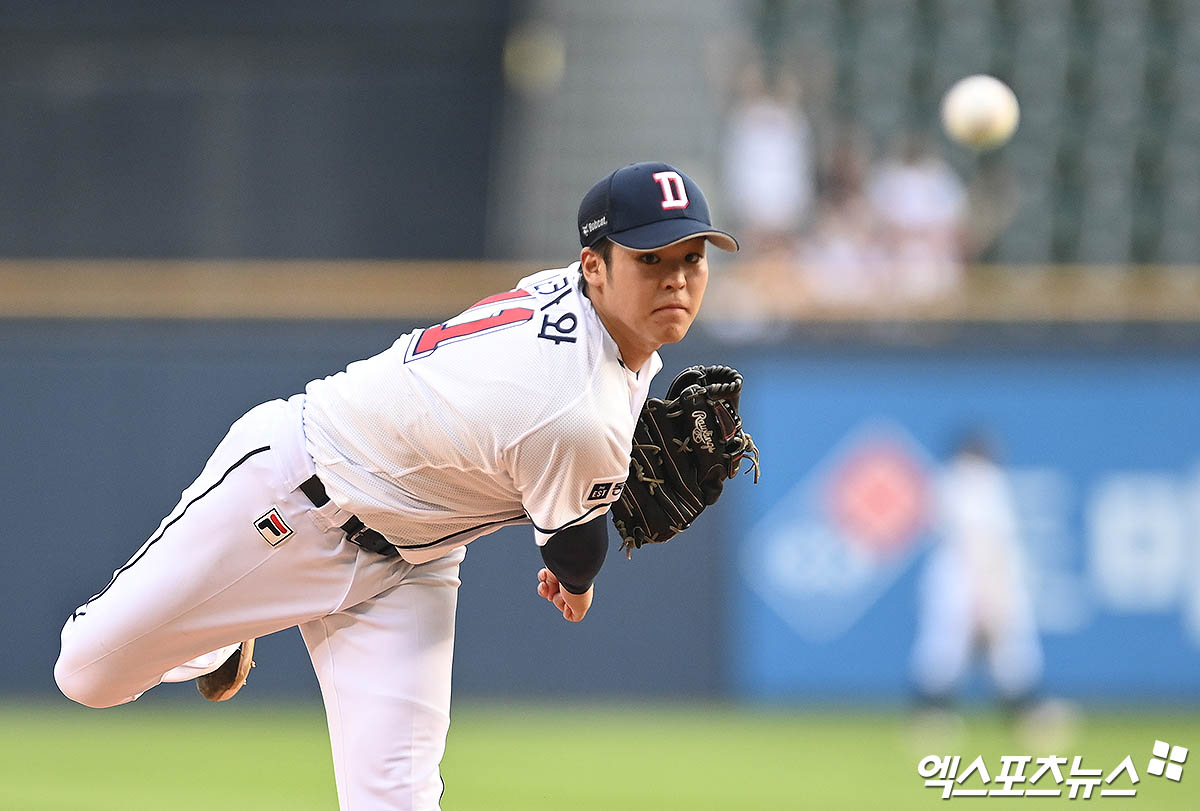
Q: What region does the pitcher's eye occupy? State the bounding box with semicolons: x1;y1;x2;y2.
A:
685;253;702;263
639;253;661;265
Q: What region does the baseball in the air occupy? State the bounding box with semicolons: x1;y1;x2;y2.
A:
940;74;1020;150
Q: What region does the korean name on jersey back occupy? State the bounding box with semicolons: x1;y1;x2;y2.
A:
402;271;581;364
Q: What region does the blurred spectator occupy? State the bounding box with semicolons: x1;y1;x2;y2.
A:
867;134;968;302
964;157;1022;260
910;431;1044;711
798;125;890;306
702;62;816;336
721;63;815;253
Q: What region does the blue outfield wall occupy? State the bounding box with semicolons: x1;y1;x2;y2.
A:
727;342;1200;703
3;319;1199;702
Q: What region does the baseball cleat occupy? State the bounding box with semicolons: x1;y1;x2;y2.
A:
196;639;256;702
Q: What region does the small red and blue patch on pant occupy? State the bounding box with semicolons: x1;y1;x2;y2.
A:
254;507;294;546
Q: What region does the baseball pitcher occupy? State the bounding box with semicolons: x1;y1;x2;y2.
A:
55;162;759;811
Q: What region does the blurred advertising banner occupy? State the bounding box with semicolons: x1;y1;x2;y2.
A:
726;348;1200;701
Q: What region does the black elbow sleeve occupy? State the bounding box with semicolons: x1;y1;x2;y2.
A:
540;513;609;594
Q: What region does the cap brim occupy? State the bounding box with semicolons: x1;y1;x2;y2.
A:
609;218;739;253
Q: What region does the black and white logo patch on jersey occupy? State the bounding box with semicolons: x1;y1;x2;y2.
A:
254;507;294;546
584;477;626;505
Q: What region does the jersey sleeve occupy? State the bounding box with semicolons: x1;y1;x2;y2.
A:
508;410;630;546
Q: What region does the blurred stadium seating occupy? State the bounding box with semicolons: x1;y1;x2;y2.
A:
745;0;1200;265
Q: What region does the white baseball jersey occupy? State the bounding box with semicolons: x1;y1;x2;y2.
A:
302;263;662;564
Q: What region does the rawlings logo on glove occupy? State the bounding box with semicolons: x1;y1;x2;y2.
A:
610;364;761;557
691;411;715;452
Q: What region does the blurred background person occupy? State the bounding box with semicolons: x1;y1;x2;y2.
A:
963;156;1023;262
705;60;816;334
797;123;890;307
867;133;968;303
721;62;816;256
910;430;1044;714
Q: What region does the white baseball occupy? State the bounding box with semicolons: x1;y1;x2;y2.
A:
940;74;1020;150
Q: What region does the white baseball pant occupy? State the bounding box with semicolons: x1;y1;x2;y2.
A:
910;544;1042;699
55;394;464;811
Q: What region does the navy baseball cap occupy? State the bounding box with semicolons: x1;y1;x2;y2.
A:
578;161;739;253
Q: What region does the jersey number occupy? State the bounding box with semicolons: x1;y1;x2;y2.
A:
407;290;534;361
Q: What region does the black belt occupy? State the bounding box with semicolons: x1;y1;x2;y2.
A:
299;474;400;558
